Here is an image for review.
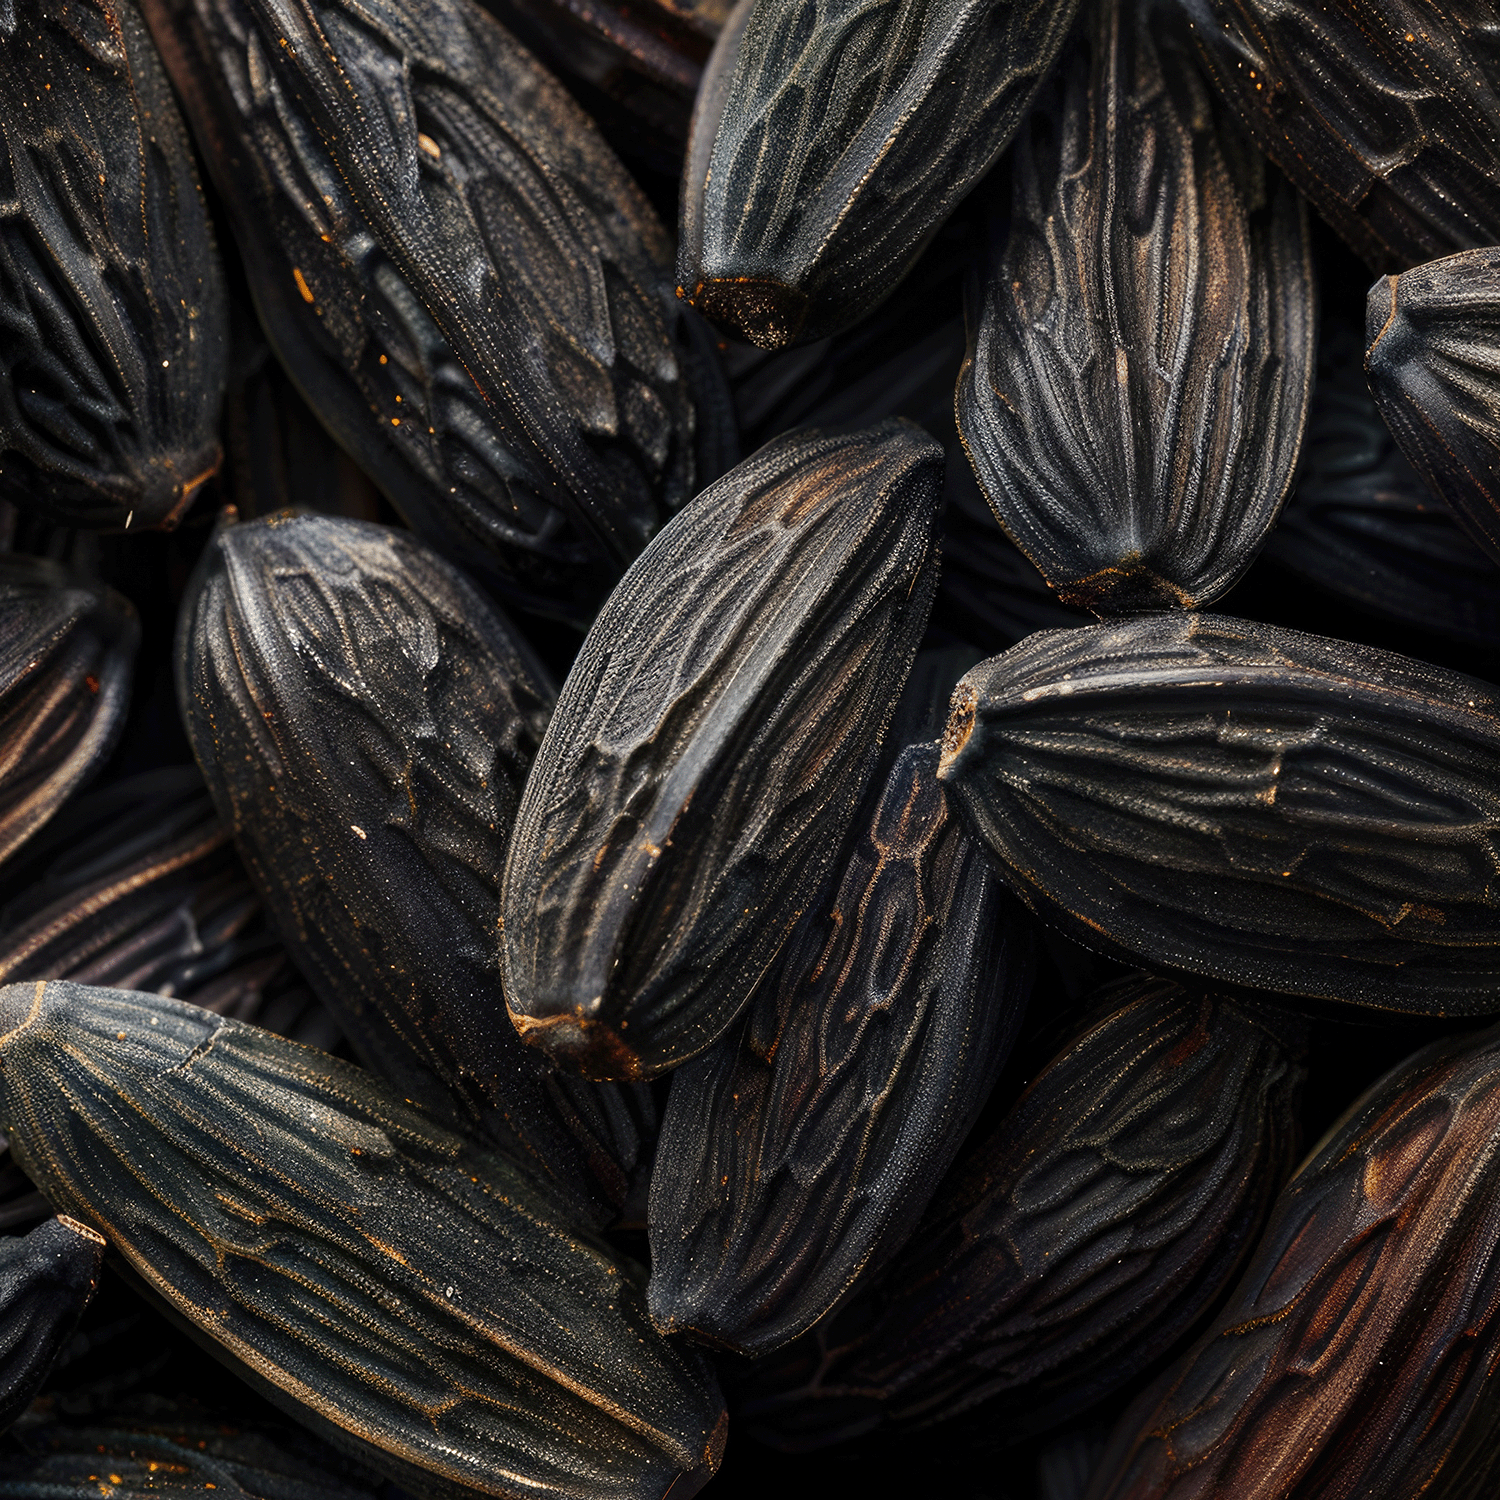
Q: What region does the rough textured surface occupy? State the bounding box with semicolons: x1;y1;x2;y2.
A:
678;0;1079;347
502;420;944;1080
959;0;1314;615
0;0;227;531
939;612;1500;1012
0;981;726;1500
647;742;1035;1356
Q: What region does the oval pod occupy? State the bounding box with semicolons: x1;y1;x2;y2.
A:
0;981;726;1500
502;420;944;1080
958;0;1314;615
0;0;227;531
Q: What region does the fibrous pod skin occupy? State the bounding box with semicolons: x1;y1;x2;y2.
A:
1366;248;1500;571
958;0;1315;616
0;556;138;871
501;419;945;1081
646;741;1036;1356
1084;1018;1500;1500
1180;0;1500;272
742;982;1301;1448
0;0;227;532
143;0;731;622
677;0;1080;349
0;982;727;1500
180;513;645;1227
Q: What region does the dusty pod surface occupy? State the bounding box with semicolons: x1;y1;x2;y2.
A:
0;0;228;532
0;981;727;1500
677;0;1079;348
501;420;944;1081
958;0;1314;615
938;612;1500;1012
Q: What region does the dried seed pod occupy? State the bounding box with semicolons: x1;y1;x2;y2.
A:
959;0;1314;616
0;0;227;532
180;513;644;1226
1366;247;1500;571
144;0;731;621
939;612;1500;1011
0;555;137;870
647;742;1035;1356
743;981;1301;1448
502;420;944;1080
1181;0;1500;272
677;0;1080;349
0;981;726;1500
1086;1016;1500;1499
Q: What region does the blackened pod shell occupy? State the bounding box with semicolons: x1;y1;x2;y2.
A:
647;741;1035;1356
0;982;727;1500
502;419;944;1080
1085;1016;1500;1500
938;612;1500;1012
678;0;1080;349
959;0;1314;616
0;0;227;531
180;513;646;1228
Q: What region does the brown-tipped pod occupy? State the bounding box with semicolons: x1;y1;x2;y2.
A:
0;0;227;531
939;613;1500;1012
0;981;726;1500
501;420;944;1081
958;0;1314;616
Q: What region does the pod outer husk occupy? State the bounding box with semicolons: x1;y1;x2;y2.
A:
958;0;1315;616
0;0;227;531
742;981;1301;1449
179;513;646;1227
938;611;1500;1012
1180;0;1500;272
0;981;727;1500
646;741;1036;1356
1084;1017;1500;1500
1366;247;1500;571
501;419;944;1081
677;0;1080;348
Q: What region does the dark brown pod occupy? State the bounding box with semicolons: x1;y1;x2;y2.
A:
1181;0;1500;272
0;0;227;532
501;420;944;1080
646;741;1036;1356
1366;247;1500;571
743;981;1301;1448
180;512;645;1226
939;612;1500;1012
1085;1016;1500;1500
958;0;1315;616
0;981;726;1500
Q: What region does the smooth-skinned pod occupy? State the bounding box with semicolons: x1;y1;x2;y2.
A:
677;0;1080;349
938;612;1500;1012
0;981;726;1500
501;419;944;1081
180;512;647;1227
143;0;733;621
958;0;1314;615
0;0;227;531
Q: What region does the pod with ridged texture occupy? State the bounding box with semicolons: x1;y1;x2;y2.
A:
647;741;1035;1356
677;0;1080;349
1366;247;1500;571
0;981;727;1500
1086;1015;1500;1500
938;612;1500;1011
958;0;1314;615
501;420;944;1080
179;512;645;1227
0;0;227;531
142;0;732;621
